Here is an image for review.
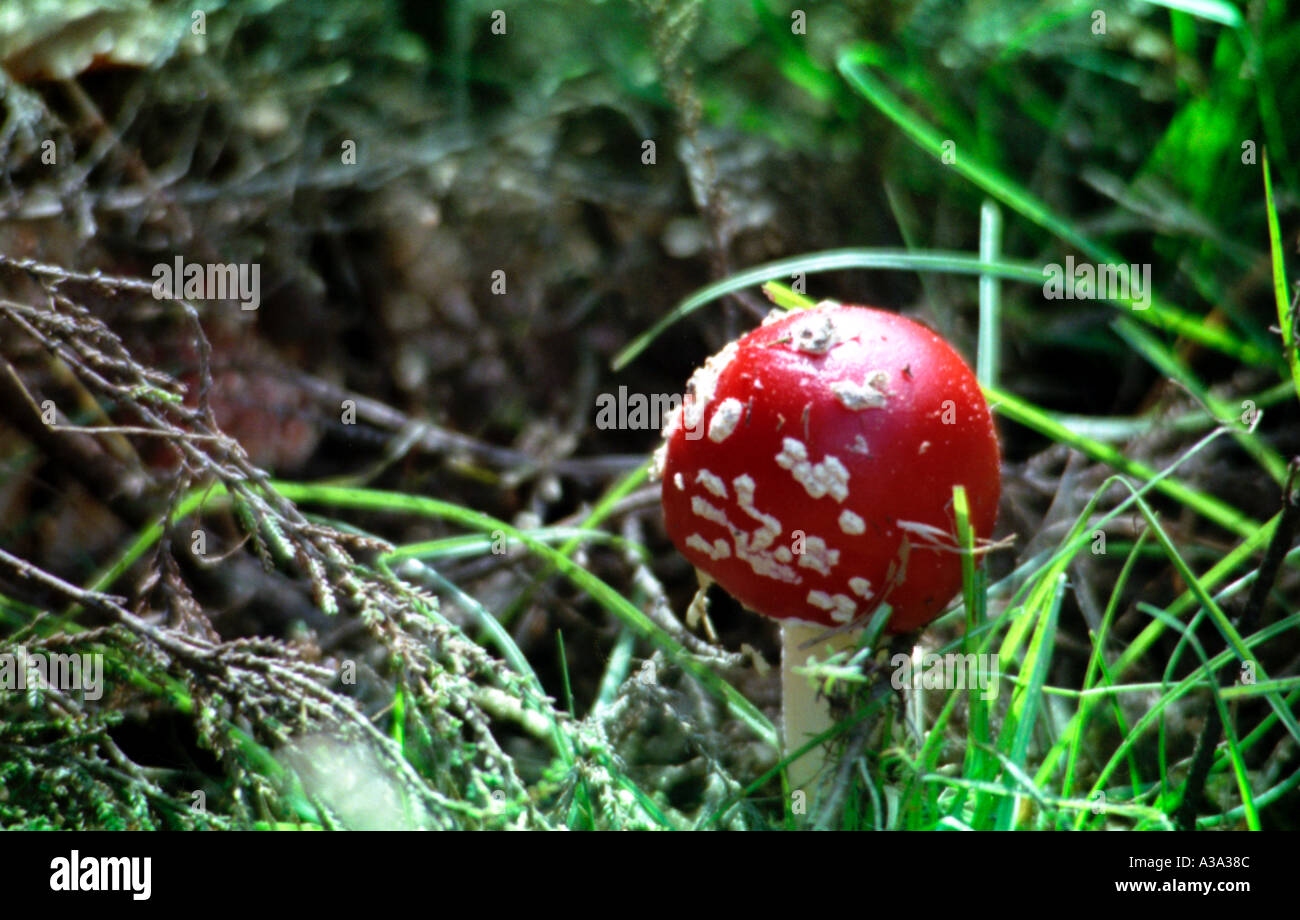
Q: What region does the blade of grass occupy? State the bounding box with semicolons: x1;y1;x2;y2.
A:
954;486;993;789
1263;149;1300;404
1057;529;1151;804
991;572;1064;829
613;249;1048;371
1144;0;1243;28
978;200;1003;389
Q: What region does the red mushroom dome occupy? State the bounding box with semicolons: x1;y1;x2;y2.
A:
656;301;1000;634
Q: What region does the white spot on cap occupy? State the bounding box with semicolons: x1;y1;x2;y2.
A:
761;308;787;327
789;311;841;354
691;496;729;527
849;577;873;600
651;442;668;481
683;340;740;433
695;469;727;499
776;437;807;466
850;435;870;455
708;398;744;443
807;590;855;623
838;510;865;535
684;476;797;583
796;535;840;576
732;474;781;551
831;371;890;410
686;533;731;560
673;472;685;491
734;532;799;582
918;440;931;455
775;437;850;502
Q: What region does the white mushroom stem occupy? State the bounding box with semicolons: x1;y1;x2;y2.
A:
781;621;861;796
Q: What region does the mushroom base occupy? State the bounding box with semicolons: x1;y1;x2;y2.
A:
781;621;862;799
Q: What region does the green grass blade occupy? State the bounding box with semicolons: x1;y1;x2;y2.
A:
978;200;1003;389
1143;0;1244;28
1263;149;1300;405
612;250;1047;371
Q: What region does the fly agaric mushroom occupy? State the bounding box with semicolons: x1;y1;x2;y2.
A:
655;300;1000;794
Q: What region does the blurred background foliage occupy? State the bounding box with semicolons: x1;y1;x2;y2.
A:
0;0;1296;829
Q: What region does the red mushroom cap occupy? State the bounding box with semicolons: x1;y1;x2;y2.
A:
657;302;1000;634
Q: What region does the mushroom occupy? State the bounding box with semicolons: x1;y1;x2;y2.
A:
655;301;1001;796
